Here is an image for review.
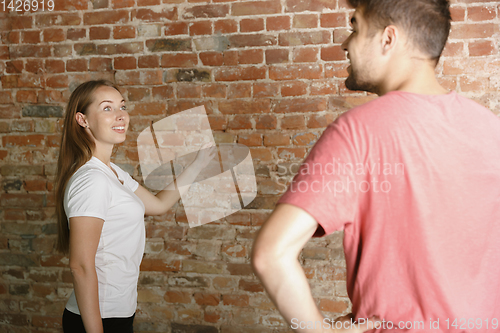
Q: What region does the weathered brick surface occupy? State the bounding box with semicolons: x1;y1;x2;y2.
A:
0;0;497;331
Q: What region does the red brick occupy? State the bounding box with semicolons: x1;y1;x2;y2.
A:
25;59;44;74
133;6;177;23
293;47;319;63
238;49;264;64
460;76;488;92
22;31;40;44
126;87;150;101
11;16;32;29
165;22;188;35
164;290;191;303
222;294;249;306
6;61;23;74
231;0;281;16
18;75;44;88
267;15;291;31
321;45;345;61
35;13;82;27
325;63;349;78
334;28;351;43
45;60;65;73
89;58;113;72
90;27;111;40
279;31;330;46
84;10;129;25
215;66;266;81
468;5;496;21
138;0;159;5
114;26;136;39
241;18;264;32
293;14;318;29
442;42;465;57
238;133;262;146
129;102;167;116
256;114;277;129
66;59;88;72
253;82;280;98
16;91;37;103
273;97;327;113
32;315;61;329
264;133;290;146
43;29;65;42
228;83;252;98
112;0;135;8
2;31;21;44
183;4;229;18
214;19;238;34
152;86;174;100
449;23;496;39
219;99;270;114
281;115;306;129
190;21;212;36
469;40;496;56
223;51;238;66
277;147;307;159
177;83;202;98
67;28;86;40
11;45;51;58
293;132;319;146
270;64;323;80
0;91;12;104
194;292;220;306
321;12;347;28
140;259;180;271
45;74;69;88
450;6;466;21
53;0;88;10
203;83;227;98
161;53;198;68
138;55;159;68
114;56;137;70
229;34;277;48
207;115;227;130
265;49;289;64
286;0;336;12
249;147;273;162
204;311;221;323
228;115;252;130
310;80;338;95
281;81;307;97
200;52;224;66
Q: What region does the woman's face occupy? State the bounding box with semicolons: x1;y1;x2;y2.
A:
77;86;129;151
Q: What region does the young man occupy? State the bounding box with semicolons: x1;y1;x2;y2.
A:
252;1;500;332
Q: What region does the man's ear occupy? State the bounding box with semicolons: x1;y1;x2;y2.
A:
381;25;398;55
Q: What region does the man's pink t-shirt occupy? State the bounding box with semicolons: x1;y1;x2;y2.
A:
278;91;500;332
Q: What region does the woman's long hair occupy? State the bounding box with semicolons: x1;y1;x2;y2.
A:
55;80;121;254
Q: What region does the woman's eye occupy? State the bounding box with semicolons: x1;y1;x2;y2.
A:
104;106;111;111
121;106;127;111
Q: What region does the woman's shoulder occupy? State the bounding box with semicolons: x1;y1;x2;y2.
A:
68;159;112;190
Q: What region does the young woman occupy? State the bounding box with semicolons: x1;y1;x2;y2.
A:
55;80;216;333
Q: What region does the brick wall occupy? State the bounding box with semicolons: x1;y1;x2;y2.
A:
0;0;498;331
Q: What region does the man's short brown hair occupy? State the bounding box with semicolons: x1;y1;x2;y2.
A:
348;0;451;63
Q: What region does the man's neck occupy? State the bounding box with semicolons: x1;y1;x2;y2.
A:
378;58;449;96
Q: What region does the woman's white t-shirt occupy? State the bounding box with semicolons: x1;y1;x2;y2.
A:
63;156;146;318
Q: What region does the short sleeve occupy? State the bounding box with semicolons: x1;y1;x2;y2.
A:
64;169;111;221
277;116;360;236
115;166;139;192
